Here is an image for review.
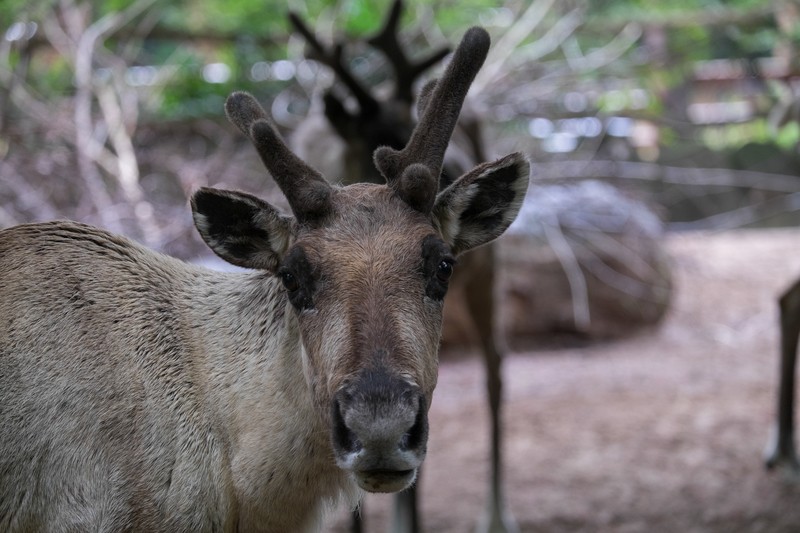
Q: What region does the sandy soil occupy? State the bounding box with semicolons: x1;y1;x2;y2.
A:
325;228;800;533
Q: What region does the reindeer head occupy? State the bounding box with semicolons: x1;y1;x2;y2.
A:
289;0;451;185
191;27;529;494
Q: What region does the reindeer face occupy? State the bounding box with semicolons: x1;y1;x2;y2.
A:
284;186;445;401
194;26;530;493
281;185;447;491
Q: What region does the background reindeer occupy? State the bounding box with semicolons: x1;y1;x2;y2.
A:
0;29;530;531
289;3;516;531
765;279;800;475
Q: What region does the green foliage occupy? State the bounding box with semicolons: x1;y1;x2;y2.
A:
156;52;232;119
724;26;779;56
337;0;384;34
154;45;285;120
697;119;800;153
775;122;800;150
1;0;794;150
128;0;514;119
587;0;770;22
162;0;289;35
0;0;50;25
26;53;73;98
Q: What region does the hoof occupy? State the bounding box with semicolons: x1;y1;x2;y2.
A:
764;426;800;477
476;506;519;533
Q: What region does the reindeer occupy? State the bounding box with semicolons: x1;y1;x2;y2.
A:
0;27;529;532
288;3;516;531
765;279;800;475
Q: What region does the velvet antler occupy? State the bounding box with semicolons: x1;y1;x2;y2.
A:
373;27;490;214
225;91;332;223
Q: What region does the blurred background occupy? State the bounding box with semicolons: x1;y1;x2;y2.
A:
3;0;800;531
4;0;800;250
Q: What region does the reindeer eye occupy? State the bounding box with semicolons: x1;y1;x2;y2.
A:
279;270;299;292
278;247;316;311
436;260;454;282
421;236;454;301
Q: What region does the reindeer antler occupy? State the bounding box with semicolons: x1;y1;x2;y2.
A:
225;91;332;223
374;27;490;214
288;12;379;117
367;0;450;104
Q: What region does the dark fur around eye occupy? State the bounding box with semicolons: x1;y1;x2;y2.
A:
278;247;316;311
421;235;455;301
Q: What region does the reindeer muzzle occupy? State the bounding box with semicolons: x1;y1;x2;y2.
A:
330;368;428;493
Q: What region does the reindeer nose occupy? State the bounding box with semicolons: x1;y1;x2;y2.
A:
331;369;428;493
332;388;427;455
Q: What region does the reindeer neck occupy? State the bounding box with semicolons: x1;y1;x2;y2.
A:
186;271;358;530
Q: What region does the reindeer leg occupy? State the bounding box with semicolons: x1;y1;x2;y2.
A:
765;278;800;475
350;486;418;532
390;485;419;533
350;506;363;533
462;245;518;533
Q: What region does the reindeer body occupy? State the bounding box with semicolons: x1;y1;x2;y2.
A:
0;27;529;532
0;183;460;530
0;221;354;532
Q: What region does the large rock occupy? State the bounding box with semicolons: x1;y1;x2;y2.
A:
441;180;672;351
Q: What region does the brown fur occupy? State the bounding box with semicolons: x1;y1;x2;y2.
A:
0;175;526;532
0;22;527;531
0;221;345;531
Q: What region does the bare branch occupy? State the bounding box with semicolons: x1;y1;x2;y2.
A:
472;0;558;95
543;212;591;331
669;192;800;231
536;160;800;194
559;23;642;72
588;2;779;32
0;161;60;223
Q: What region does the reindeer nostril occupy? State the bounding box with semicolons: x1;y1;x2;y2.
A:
332;396;362;454
402;393;428;452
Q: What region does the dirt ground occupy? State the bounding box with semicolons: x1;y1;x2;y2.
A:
325;228;800;533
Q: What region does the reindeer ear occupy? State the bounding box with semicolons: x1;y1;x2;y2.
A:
191;188;294;272
433;152;529;255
